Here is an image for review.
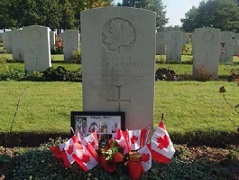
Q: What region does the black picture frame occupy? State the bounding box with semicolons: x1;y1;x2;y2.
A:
70;111;125;142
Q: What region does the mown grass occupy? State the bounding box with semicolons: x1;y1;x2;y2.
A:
0;81;238;135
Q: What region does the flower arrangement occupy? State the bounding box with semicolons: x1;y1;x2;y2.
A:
50;119;175;180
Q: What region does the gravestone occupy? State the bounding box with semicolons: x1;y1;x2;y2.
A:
156;32;166;55
50;31;56;50
220;31;235;64
2;31;12;53
166;31;183;62
11;29;24;61
81;7;156;130
234;33;239;56
63;30;80;62
193;28;220;80
23;25;51;72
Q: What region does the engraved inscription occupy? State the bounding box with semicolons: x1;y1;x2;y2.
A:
202;30;214;42
30;29;41;41
102;18;136;53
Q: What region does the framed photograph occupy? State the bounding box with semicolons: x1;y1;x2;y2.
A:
71;111;125;142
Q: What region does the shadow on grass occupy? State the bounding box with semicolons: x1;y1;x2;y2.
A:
0;131;238;147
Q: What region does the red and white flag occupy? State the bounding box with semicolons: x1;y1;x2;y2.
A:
115;128;130;154
84;132;99;150
150;121;175;163
72;138;100;172
50;134;80;167
138;144;152;172
128;128;148;151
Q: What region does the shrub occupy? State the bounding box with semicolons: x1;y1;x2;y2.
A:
193;67;212;81
155;68;178;81
43;66;82;82
71;50;81;64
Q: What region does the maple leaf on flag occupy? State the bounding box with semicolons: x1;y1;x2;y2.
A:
90;141;95;147
67;145;74;154
131;135;138;144
141;153;150;163
157;134;170;149
74;142;83;150
81;154;91;164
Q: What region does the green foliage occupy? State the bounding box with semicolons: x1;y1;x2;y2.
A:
181;0;239;32
43;66;82;82
4;140;238;179
120;0;168;30
71;50;81;64
155;68;178;81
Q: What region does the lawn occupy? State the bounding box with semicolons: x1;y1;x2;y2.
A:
0;81;238;135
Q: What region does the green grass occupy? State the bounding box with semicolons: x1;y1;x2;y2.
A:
0;81;238;135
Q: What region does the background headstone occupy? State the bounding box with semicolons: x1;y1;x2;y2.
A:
156;32;166;55
11;29;24;61
193;27;220;80
50;31;56;50
2;31;12;53
220;31;235;64
234;33;239;56
23;25;51;72
63;30;80;62
81;7;156;130
166;31;183;62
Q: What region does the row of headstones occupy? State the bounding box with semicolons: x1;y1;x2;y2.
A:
157;30;239;64
2;25;80;72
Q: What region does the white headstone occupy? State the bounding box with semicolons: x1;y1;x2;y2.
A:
63;30;80;62
23;25;51;72
220;31;235;64
193;28;220;80
2;31;12;53
234;33;239;56
11;29;24;60
156;32;166;55
166;31;183;62
50;31;56;50
81;7;156;130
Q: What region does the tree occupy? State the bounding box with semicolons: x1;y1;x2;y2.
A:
10;0;62;30
120;0;168;30
181;0;239;32
181;6;198;32
0;0;16;29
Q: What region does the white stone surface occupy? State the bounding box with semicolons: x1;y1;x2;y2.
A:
234;33;239;56
166;31;183;62
156;32;166;55
2;31;12;53
193;28;220;80
63;30;80;62
11;29;24;60
220;31;235;64
23;25;51;72
50;31;56;50
81;7;156;130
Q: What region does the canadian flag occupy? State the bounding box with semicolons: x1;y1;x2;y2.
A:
150;121;175;163
84;132;99;150
115;128;130;154
50;134;80;167
138;144;152;172
128;128;148;151
72;138;99;172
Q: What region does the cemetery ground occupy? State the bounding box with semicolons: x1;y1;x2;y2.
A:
0;54;239;179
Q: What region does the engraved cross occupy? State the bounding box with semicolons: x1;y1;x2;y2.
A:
107;86;130;111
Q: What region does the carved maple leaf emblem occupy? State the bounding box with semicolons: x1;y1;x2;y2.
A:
157;134;170;149
141;153;150;162
81;154;91;163
131;135;138;144
67;145;74;154
103;19;135;52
